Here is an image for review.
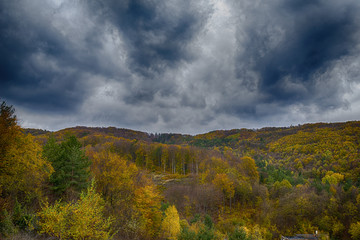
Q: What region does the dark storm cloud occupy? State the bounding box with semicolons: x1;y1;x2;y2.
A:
235;0;360;108
0;1;118;112
98;0;205;76
85;0;210;105
2;2;69;111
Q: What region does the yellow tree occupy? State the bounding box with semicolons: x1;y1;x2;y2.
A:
212;173;235;208
67;181;114;240
350;222;360;240
134;185;162;239
0;102;53;203
161;205;181;240
1;132;53;200
239;156;259;182
322;171;344;185
90;149;138;206
37;200;70;239
90;148;141;238
38;181;113;240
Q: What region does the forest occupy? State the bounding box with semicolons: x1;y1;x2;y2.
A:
1;101;360;240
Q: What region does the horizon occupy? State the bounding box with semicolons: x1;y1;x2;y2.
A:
21;119;358;136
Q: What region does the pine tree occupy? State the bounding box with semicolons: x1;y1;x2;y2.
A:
44;135;91;199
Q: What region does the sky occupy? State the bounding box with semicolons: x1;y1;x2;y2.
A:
1;0;360;134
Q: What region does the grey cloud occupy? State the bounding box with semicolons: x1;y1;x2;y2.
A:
234;0;360;105
99;0;208;73
2;0;360;134
0;1;107;112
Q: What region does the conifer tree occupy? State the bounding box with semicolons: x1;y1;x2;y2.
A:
44;135;91;199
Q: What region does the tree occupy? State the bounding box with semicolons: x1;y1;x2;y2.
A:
196;227;216;240
0;101;53;237
0;101;53;202
161;146;169;173
271;179;292;198
134;185;162;239
44;135;91;199
0;102;20;178
161;205;181;240
1;133;53;200
38;181;113;240
178;226;197;240
239;156;259;182
212;173;235;207
204;214;214;230
350;222;360;240
42;135;62;166
0;101;19;176
91;150;138;206
322;171;344;185
229;227;251;240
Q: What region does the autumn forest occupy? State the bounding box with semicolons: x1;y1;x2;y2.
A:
1;101;360;240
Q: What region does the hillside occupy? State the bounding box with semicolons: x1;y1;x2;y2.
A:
27;121;360;184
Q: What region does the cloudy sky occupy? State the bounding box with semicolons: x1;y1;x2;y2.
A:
1;0;360;134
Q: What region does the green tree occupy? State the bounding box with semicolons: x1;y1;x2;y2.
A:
44;135;91;199
204;214;214;230
197;227;215;240
229;227;251;240
43;135;62;166
178;227;197;240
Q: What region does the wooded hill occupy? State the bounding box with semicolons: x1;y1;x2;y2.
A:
2;101;360;240
27;121;360;184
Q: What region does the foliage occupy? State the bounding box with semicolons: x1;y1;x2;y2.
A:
0;209;18;237
0;101;18;162
161;205;181;240
37;181;113;240
213;174;235;199
134;185;162;239
44;135;91;199
228;227;251;240
0;101;52;202
196;227;216;240
90;149;138;206
178;228;197;240
1;131;53;201
204;214;214;230
350;222;360;240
